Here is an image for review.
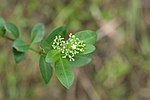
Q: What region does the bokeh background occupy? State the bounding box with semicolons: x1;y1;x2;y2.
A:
0;0;150;100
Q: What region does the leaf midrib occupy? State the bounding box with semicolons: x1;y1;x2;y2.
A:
60;58;69;87
43;60;49;83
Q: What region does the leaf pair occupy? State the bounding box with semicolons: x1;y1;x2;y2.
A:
0;17;22;63
13;38;28;63
0;16;46;66
45;50;75;88
12;23;45;63
39;25;74;88
39;55;74;89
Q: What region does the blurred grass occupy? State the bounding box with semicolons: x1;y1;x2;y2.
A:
0;0;150;100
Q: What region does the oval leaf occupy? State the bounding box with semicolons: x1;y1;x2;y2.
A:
13;47;25;63
13;38;29;52
81;44;96;55
46;25;66;49
40;40;51;53
4;22;19;39
75;30;96;44
55;58;74;89
45;50;61;63
31;23;45;43
70;54;92;67
39;56;53;84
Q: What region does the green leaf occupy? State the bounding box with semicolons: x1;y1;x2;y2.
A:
55;58;74;89
0;16;5;27
45;50;60;63
40;40;51;53
46;25;66;49
13;38;29;52
13;48;25;63
75;30;96;44
39;56;53;84
70;54;92;67
31;23;45;43
4;22;19;39
81;44;96;55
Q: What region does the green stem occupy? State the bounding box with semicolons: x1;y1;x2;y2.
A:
2;35;43;55
29;47;41;54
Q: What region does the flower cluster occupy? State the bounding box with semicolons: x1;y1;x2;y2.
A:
52;36;65;50
52;33;85;61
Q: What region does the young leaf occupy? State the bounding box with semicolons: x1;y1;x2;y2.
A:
13;48;25;63
13;38;29;52
81;44;96;55
31;23;45;43
40;40;51;53
55;58;74;89
75;30;96;44
45;50;60;63
46;25;66;49
39;56;53;84
70;54;92;67
4;22;19;39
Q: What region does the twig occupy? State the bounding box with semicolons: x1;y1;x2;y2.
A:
1;35;42;55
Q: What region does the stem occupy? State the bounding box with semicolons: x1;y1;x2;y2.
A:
2;35;43;55
29;47;41;54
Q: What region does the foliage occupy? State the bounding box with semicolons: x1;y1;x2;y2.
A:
0;16;96;89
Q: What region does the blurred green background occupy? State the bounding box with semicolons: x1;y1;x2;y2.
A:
0;0;150;100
